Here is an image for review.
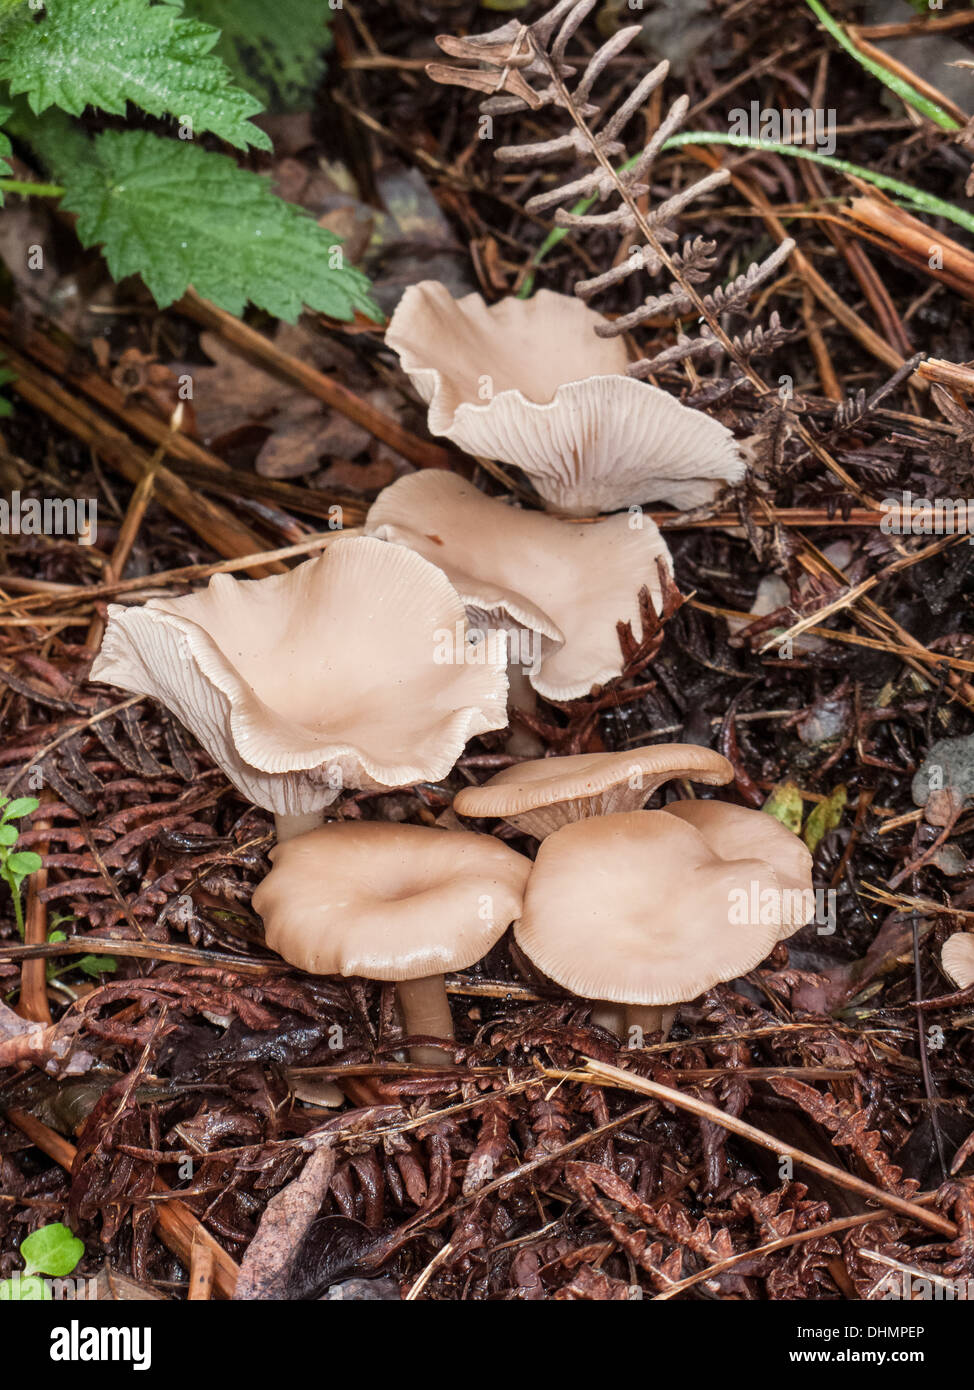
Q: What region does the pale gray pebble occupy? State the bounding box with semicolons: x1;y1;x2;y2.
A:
913;734;974;809
324;1278;401;1301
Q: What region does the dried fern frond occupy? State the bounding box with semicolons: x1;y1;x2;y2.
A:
427;0;794;381
825;352;925;433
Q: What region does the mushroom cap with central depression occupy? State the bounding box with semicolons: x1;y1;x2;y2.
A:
366;470;672;702
386;281;744;514
252;822;531;979
514;810;783;1007
91;537;508;817
454;744;733;839
663;799;814;939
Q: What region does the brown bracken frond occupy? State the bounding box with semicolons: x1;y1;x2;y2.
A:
427;0;794;380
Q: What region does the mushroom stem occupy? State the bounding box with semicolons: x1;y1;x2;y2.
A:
589;1003;626;1037
624;1004;678;1042
396;975;455;1067
506;662;545;758
274;811;326;843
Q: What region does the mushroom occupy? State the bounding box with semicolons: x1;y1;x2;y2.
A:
454;744;733;840
252;822;531;1064
942;933;974;991
365;469;672;702
386;281;744;514
663;799;814;938
91;537;508;843
514;810;783;1041
463;601;562;759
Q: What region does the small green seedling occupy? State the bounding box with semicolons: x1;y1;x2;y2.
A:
0;1223;85;1301
0;795;42;938
47;911;117;984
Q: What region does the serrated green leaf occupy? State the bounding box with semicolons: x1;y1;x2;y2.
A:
0;0;271;151
804;785;847;854
5;850;42;876
0;1275;52;1300
20;1223;84;1278
57;129;380;321
185;0;332;111
2;796;39;821
0;825;17;846
0;106;12;207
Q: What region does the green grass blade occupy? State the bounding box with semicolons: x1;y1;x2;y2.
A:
663;132;974;237
805;0;960;132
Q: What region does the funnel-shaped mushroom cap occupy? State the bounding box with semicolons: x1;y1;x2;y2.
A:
386;281;743;515
253;822;530;979
90;538;508;817
664;799;814;939
942;933;974;990
514;811;783;1006
454;744;733;839
365;470;672;702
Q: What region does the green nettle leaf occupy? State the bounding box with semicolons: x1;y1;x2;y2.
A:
0;107;12;207
186;0;333;110
0;0;271;151
0;825;17;846
20;1223;84;1278
0;1275;52;1301
2;796;39;820
58;129;380;322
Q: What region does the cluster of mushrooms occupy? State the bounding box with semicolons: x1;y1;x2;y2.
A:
91;280;818;1068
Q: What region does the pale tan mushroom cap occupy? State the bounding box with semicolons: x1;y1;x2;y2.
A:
90;538;508;817
386;282;744;514
664;799;814;938
253;822;530;979
942;933;974;990
365;470;672;702
454;744;733;839
514;810;783;1005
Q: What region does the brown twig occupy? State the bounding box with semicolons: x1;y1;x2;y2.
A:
19;793;52;1025
0;935;284;975
187;1236;215;1301
176;290;453;472
2;346;283;578
0;308;367;526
